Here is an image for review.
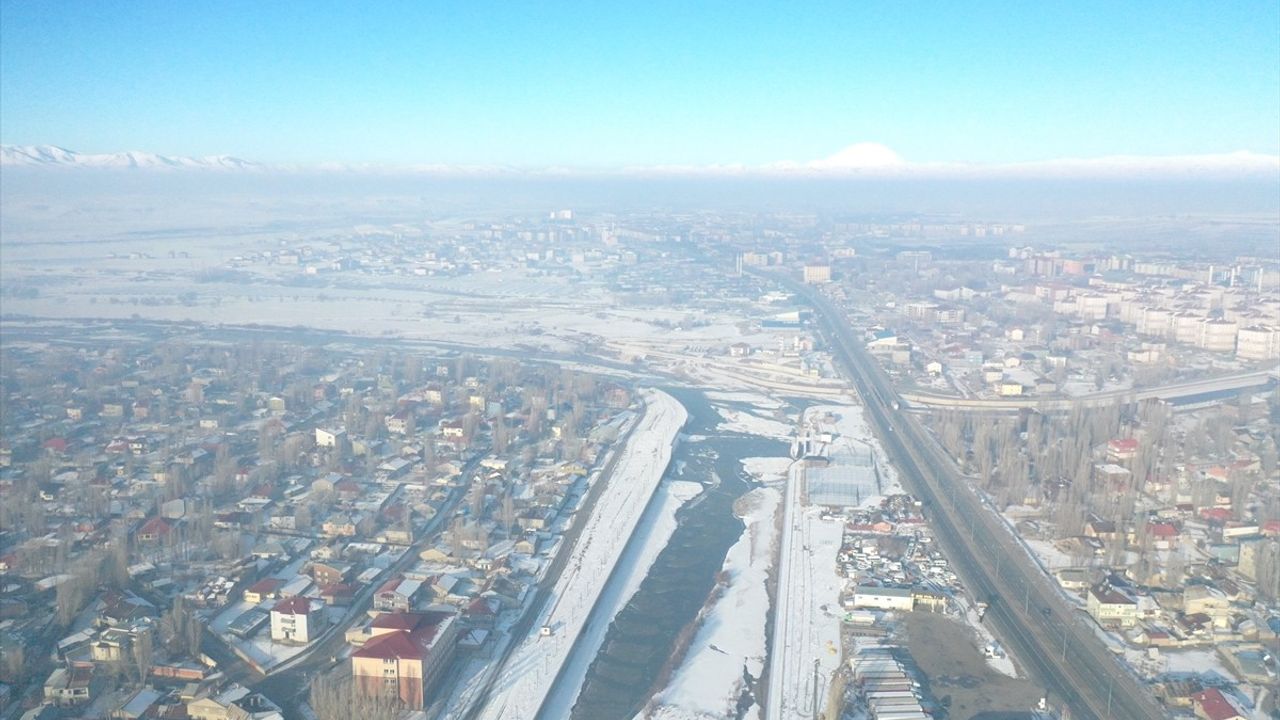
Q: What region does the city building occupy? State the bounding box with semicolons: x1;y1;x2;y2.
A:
803;264;832;284
351;611;459;709
269;596;319;644
1086;583;1138;628
850;585;915;612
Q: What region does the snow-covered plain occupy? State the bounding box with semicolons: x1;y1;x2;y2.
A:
637;486;781;720
475;389;687;720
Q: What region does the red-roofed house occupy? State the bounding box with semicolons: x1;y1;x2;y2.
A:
1149;523;1180;550
462;597;498;629
270;596;321;644
1191;688;1246;720
318;583;355;606
136;516;174;543
243;578;285;604
352;611;458;709
1107;438;1139;462
1199;507;1231;524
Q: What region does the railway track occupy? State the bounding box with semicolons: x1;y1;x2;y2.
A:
774;273;1167;720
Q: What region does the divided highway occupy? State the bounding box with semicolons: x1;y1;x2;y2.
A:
776;274;1167;720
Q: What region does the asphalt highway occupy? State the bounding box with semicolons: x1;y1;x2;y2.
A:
776;274;1168;720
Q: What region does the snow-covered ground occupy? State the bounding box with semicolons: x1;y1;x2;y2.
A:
474;389;687;720
1021;538;1076;570
765;460;846;720
764;404;899;720
637;486;780;720
715;406;795;439
741;456;795;485
541;479;704;718
956;596;1019;678
236;630;312;669
704;391;785;410
1156;647;1241;684
801;404;904;503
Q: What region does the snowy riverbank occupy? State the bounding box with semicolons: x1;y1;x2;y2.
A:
475;388;688;720
541;478;705;718
636;486;781;720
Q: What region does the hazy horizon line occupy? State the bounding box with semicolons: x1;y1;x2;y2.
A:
3;142;1279;181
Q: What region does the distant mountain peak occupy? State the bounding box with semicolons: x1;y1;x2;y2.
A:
0;144;261;170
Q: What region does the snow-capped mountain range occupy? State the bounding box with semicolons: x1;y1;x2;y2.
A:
1;144;260;170
3;143;1277;178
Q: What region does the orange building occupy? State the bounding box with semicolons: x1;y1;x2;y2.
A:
351;611;458;709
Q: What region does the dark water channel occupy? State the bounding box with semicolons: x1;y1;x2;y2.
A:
568;386;791;720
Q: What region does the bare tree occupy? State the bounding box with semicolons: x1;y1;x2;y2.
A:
132;628;153;683
309;668;400;720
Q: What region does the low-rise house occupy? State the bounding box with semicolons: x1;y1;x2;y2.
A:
113;687;162;719
188;684;284;720
309;561;354;586
1086;583;1138;628
243;578;285;605
321;513;358;537
1054;567;1091;592
374;577;423;613
43;664;93;707
1190;688;1247;720
850;585;915;612
135;516;175;543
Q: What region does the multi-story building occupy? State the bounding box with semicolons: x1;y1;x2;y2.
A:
803;264;832;284
352;611;458;709
1197;319;1238;353
270;596;319;644
1237;325;1280;361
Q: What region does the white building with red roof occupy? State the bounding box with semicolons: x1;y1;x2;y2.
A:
269;596;322;644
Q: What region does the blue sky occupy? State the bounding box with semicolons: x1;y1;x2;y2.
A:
2;0;1277;167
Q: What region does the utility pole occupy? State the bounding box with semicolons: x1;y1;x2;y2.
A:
811;658;821;719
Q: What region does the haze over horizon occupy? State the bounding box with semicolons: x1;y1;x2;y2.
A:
2;1;1278;171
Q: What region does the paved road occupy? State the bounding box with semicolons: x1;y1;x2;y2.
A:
899;369;1275;411
773;272;1167;720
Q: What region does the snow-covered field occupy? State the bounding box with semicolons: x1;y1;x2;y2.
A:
637;486;780;720
474;389;688;720
704;391;785;409
1158;647;1235;680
